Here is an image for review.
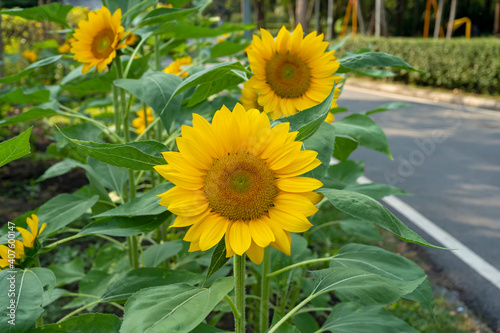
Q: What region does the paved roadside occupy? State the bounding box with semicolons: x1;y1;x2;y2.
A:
345;79;500;111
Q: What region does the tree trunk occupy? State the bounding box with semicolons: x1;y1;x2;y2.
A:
306;0;316;33
446;0;457;39
380;0;387;36
326;0;334;40
314;0;320;32
375;0;381;36
296;0;308;32
433;0;445;39
357;0;366;36
241;0;252;38
253;0;266;29
494;0;500;35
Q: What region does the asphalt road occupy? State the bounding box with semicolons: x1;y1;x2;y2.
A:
339;85;500;330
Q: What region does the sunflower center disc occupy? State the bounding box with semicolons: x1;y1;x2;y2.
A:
91;28;115;59
204;153;278;221
265;53;311;99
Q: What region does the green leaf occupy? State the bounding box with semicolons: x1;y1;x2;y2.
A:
78;270;116;299
29;313;122;333
170;62;249;107
332;134;358;162
330;244;433;311
0;55;62;84
311;267;426;306
319;188;445;249
138;6;200;27
66;139;169;171
0;269;44;333
363;102;410;116
61;77;112;96
338;52;424;74
0;3;72;27
332;113;392;158
303;122;336;179
319;303;419;333
30;267;56;297
36;159;86;182
95;182;173;218
293;312;320;333
114;72;183;130
0;103;61;127
80;211;171;237
54;123;103;150
272;85;337;141
38;193;99;238
0;127;32;168
322;161;365;189
339;218;383;242
204;239;229;285
87;158;128;199
344;182;409;199
170;23;254;39
356;68;398;78
190;323;229;333
48;258;85;287
0;88;50;104
210;41;251;59
144;241;183;268
102;268;202;302
121;277;233;333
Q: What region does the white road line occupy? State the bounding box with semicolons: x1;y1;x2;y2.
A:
357;175;500;290
344;85;500;118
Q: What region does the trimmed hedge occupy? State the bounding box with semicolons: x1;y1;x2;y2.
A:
338;37;500;95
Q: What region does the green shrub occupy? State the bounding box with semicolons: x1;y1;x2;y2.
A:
338;37;500;95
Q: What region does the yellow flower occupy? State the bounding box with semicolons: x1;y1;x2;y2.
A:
247;24;342;120
154;104;323;264
125;33;138;46
240;80;263;112
71;6;127;73
217;33;230;43
132;107;154;134
58;43;71;54
157;3;173;8
22;50;37;63
163;56;192;78
325;86;341;123
0;214;46;269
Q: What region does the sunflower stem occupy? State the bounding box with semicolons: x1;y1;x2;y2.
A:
259;248;271;333
143;101;157;188
234;254;246;333
112;85;121;137
153;35;164;143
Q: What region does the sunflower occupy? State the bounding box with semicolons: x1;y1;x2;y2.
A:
58;43;71;54
163;56;192;78
22;50;37;63
132;107;154;134
154;104;323;264
246;24;342;120
240;80;263;112
0;214;46;269
125;33;138;46
71;6;127;74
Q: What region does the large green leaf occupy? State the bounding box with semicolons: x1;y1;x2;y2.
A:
0;3;72;27
332;113;392;158
0;269;44;333
210;41;251;59
80;211;171;237
330;244;434;312
332;134;358;162
114;72;183;130
144;241;183;268
38;193;99;238
318;303;419;333
120;277;233;333
0;55;62;84
29;313;121;333
344;183;408;199
138;6;200;27
170;62;249;107
311;267;425;306
103;268;202;302
0;88;50;104
87;157;128;199
338;52;423;74
0;127;32;168
49;258;85;287
204;239;229;285
363;102;410;116
95;182;173;218
0;103;62;127
66;139;169;171
321;161;365;189
272;85;337;141
303;122;336;179
36;159;85;182
61;77;112;96
319;189;444;249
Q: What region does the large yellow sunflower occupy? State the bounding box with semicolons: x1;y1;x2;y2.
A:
154;104;323;264
71;6;126;74
246;24;342;120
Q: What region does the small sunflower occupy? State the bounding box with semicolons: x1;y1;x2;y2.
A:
247;24;342;119
132;107;154;134
154;104;323;264
22;50;37;63
58;43;71;54
71;6;127;73
0;214;46;269
125;33;138;46
240;80;263;112
163;56;192;78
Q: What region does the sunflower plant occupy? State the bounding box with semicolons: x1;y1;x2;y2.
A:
1;1;441;333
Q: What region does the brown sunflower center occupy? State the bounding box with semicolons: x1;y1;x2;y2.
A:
265;53;311;99
204;152;278;221
91;29;115;59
